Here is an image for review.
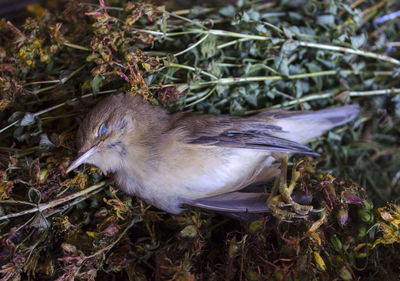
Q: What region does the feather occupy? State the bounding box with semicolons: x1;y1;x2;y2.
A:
170;104;359;154
183;192;270;213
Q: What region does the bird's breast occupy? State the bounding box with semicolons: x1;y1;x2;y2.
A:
113;144;273;214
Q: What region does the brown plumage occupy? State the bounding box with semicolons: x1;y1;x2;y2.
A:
67;93;359;215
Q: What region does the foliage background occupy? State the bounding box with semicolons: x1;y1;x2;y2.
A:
0;0;399;280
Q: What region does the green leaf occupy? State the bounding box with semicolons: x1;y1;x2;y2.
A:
7;111;24;123
201;35;217;59
20;112;36;126
317;14;335;25
350;33;366;49
28;188;42;204
90;74;105;95
219;5;235;17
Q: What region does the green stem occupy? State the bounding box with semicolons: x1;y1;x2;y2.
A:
190;70;368;88
192;29;400;66
174;33;209;56
267;88;400;109
0;90;117;135
0;121;18;134
0;181;107;221
344;88;400;97
169;62;217;80
164;10;206;29
217;38;252;49
173;7;218;15
28;64;87;95
298;41;400;66
63;41;91;51
185;87;217;107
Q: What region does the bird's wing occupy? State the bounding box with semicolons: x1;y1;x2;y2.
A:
182;190;312;215
169;113;317;155
183;192;270;213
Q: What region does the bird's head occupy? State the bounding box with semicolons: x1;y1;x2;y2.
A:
66;93;166;174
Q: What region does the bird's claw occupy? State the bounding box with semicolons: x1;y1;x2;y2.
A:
267;155;313;220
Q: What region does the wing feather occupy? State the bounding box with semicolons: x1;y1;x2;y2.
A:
169;113;317;155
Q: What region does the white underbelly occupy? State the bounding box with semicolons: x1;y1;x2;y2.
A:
164;148;272;198
115;147;273;214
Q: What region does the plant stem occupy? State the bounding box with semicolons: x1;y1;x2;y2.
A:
185;86;217;108
169;63;217;80
63;41;91;51
0;89;117;134
173;7;218;16
268;88;400;109
217;38;252;49
298;41;400;66
191;28;400;66
190;69;394;89
174;33;209;56
0;181;107;221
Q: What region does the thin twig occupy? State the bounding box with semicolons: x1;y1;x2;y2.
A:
174;33;209;56
45;186;105;217
0;200;37;206
169;63;217;80
298;41;400;66
0;181;106;221
84;216;142;260
0;121;18;134
185;86;217;108
173;7;217;16
163;10;206;29
0;89;117;134
217;38;252;49
23;80;61;86
63;41;91;51
28;64;87;95
190;70;395;89
268;88;400;109
191;29;400;66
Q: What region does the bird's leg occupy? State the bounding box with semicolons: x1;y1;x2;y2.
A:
266;153;313;220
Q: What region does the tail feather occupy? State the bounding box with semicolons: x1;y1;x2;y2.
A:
270;104;360;143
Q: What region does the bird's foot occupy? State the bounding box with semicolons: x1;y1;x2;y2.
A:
266;155;313;220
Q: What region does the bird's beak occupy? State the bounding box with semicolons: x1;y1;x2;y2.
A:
66;146;97;173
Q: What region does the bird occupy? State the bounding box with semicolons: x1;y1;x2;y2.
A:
66;93;359;218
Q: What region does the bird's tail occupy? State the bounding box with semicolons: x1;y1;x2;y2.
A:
269;104;360;143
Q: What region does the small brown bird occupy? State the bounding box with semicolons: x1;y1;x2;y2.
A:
67;93;359;218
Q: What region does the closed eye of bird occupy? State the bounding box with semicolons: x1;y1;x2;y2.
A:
67;93;359;219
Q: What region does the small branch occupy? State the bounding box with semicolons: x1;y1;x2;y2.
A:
0;89;117;134
63;41;91;51
173;7;217;16
192;29;400;66
169;63;218;80
23;80;61;86
185;86;217;108
0;121;18;134
0;181;106;221
267;88;400;109
217;38;252;49
45;186;105;217
207;29;272;41
27;64;87;95
84;216;142;260
191;70;394;89
163;10;206;29
33;89;117;117
174;33;209;57
0;200;37;206
268;93;333;109
298;41;400;66
344;88;400;97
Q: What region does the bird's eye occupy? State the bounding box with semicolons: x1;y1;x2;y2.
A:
98;123;107;137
